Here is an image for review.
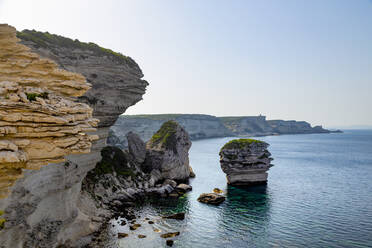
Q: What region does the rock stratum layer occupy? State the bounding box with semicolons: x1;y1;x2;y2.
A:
108;114;332;149
0;25;148;248
0;24;98;198
17;29;148;127
219;139;273;186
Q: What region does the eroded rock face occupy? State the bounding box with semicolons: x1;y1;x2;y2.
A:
219;139;273;186
17;29;148;127
145;121;192;181
0;24;98;198
126;132;146;164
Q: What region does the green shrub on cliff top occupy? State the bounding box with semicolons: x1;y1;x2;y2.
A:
16;30;138;68
221;138;264;151
0;210;5;230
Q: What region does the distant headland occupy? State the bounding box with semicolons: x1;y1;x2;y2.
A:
108;114;342;148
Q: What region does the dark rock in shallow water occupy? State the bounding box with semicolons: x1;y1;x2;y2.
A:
138;234;146;238
148;221;154;224
197;193;226;205
219;139;273;186
129;224;141;230
162;212;185;220
118;233;129;238
166;239;174;246
160;232;180;238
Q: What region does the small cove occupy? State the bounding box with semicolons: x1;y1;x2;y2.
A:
102;130;372;248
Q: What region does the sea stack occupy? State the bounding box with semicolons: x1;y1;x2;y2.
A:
145;120;193;181
219;139;273;186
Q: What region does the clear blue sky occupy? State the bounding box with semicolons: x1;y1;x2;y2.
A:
1;0;371;127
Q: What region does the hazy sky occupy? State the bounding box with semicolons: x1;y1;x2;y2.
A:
1;0;371;127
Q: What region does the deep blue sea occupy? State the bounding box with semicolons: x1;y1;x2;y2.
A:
108;130;372;248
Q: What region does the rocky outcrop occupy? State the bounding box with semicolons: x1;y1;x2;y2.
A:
220;116;330;136
16;29;148;127
108;114;233;148
82;121;193;215
126;132;146;164
0;24;98;198
219;139;273;186
0;25;148;248
145;121;192;181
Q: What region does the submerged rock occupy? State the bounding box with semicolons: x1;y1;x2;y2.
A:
219;139;273;186
129;223;141;230
166;239;174;246
145;121;192;181
197;193;226;205
138;234;146;238
162;212;185;220
160;232;180;238
117;233;129;238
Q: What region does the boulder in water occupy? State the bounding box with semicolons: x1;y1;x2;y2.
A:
197;193;225;205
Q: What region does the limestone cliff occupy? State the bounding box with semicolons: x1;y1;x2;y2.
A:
108;114;332;149
0;25;148;248
108;114;233;149
220;116;330;136
17;29;148;127
0;24;98;199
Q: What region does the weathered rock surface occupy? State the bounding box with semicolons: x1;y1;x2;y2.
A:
17;29;148;127
82;121;194;207
0;24;98;198
0;25;148;248
219;139;273;186
197;193;226;205
144;121;192;181
126;132;146;164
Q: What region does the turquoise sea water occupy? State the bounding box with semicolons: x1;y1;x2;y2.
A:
107;130;372;248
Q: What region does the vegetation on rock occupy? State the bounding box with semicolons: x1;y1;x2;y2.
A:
221;138;264;151
149;120;179;150
25;92;48;101
17;29;138;68
0;210;5;230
